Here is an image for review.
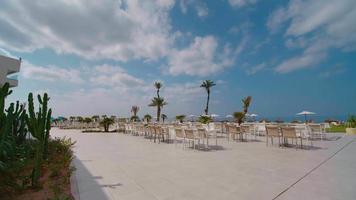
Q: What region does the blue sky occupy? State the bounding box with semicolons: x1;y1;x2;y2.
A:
0;0;355;120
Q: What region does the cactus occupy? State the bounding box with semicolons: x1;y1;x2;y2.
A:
0;103;16;167
11;101;27;145
0;84;54;189
26;92;52;186
0;83;16;170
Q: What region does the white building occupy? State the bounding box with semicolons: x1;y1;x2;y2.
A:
0;54;21;87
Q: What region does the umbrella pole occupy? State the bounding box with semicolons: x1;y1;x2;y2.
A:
304;114;307;123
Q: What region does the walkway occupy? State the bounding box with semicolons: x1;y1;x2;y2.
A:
52;129;356;200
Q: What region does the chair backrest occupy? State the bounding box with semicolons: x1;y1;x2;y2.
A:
162;126;169;134
214;123;222;128
184;129;195;139
195;124;203;129
149;126;156;134
228;125;240;134
155;126;163;135
266;126;280;137
309;124;321;132
279;124;289;128
197;128;208;138
224;123;230;133
214;123;223;132
281;127;297;138
240;125;250;133
175;128;184;138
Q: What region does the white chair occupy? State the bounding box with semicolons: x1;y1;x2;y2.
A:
174;128;185;149
184;129;197;150
308;124;325;140
281;127;303;149
197;128;209;149
265;125;281;147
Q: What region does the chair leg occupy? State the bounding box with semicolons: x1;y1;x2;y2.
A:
301;138;303;149
295;138;298;150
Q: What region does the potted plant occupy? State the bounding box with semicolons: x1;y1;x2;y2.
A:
199;115;212;124
346;115;356;134
175;115;186;123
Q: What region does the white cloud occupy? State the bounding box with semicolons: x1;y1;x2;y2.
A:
179;0;208;18
90;64;144;87
0;0;175;61
51;88;144;117
21;61;84;83
318;64;346;78
266;7;289;33
268;0;356;73
228;0;257;7
50;80;209;117
275;53;326;73
180;0;188;13
246;62;266;75
228;21;253;35
164;82;203;102
196;4;209;18
167;36;235;76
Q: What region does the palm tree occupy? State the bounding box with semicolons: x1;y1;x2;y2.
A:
131;105;140;122
91;115;100;122
242;96;252;114
69;116;75;122
233;96;253;125
200;80;216;115
143;114;152;123
154;81;162;98
161;114;167;123
84;117;92;124
233;111;245;125
130;115;140;122
175;115;186;123
77;116;84;123
100;117;115;132
149;97;167;122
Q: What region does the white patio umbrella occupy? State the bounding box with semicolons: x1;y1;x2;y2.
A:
210;114;219;122
249;113;258;121
188;114;195;121
296;111;316;122
211;114;219;118
225;114;233;122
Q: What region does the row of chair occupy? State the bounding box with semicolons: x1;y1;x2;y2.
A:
124;122;326;150
265;126;311;149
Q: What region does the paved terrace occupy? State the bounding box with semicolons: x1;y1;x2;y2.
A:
52;128;356;200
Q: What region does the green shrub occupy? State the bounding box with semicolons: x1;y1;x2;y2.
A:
346;115;356;128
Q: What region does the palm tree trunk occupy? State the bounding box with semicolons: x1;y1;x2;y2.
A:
205;91;210;115
157;106;161;122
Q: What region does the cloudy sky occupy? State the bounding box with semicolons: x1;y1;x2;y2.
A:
1;0;355;119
